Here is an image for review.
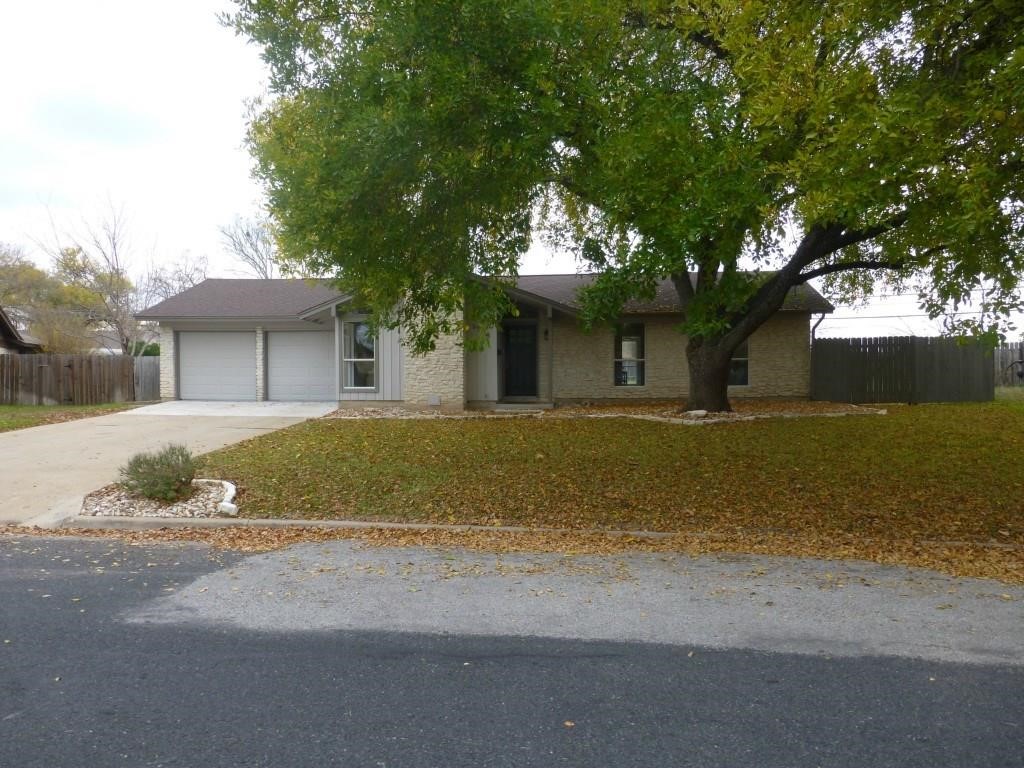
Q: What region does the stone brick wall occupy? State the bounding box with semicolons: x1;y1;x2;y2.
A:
254;327;266;401
158;325;176;400
551;312;811;400
403;328;466;409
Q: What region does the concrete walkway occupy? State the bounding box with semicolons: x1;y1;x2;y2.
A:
0;401;335;526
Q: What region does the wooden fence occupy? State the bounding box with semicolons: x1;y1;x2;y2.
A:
811;337;994;404
0;353;160;406
995;342;1024;387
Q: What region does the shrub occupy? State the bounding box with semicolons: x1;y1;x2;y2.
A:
119;443;197;502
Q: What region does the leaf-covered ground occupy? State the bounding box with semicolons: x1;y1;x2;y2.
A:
0;402;137;433
190;400;1024;581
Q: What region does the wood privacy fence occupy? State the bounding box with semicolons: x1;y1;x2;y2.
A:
811;337;994;404
0;354;160;406
995;342;1024;387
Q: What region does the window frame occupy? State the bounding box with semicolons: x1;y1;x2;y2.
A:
341;319;377;391
614;322;646;387
728;339;749;387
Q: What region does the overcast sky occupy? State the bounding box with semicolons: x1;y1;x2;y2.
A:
0;2;1016;339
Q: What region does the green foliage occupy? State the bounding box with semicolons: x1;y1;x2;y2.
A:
119;444;197;503
129;341;160;356
231;0;1023;354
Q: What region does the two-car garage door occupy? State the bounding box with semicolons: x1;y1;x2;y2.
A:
178;331;334;401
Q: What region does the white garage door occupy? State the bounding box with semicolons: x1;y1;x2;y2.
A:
178;332;257;401
267;332;335;401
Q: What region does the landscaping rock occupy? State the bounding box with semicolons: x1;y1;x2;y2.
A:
82;480;237;518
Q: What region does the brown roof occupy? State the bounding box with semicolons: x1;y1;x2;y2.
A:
514;274;834;314
136;279;347;319
137;274;833;320
0;305;43;352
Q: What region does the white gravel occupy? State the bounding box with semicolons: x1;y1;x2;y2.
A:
82;480;228;518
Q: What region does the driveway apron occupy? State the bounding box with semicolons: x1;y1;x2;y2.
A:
0;402;334;526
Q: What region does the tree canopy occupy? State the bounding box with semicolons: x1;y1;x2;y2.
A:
232;0;1023;408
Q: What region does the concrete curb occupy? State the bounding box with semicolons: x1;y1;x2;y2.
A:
51;515;1021;552
59;515;679;538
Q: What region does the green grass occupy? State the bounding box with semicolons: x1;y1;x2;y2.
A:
996;386;1024;404
200;401;1024;547
0;402;137;433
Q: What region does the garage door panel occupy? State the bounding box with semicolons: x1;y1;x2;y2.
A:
179;332;256;401
268;332;335;401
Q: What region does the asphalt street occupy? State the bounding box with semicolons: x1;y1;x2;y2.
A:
1;534;1021;768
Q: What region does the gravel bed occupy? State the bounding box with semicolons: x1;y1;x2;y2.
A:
82;480;228;518
326;401;881;423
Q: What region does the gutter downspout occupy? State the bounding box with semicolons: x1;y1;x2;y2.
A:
811;313;826;340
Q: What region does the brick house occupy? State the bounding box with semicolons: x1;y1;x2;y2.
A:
137;275;832;407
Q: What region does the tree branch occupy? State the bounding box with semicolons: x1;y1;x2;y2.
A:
795;259;905;284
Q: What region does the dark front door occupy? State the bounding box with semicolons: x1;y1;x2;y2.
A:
503;325;538;397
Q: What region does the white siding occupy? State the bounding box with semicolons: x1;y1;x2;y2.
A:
178;332;257;400
267;331;335;401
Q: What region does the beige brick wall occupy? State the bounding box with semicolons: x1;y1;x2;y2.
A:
403;328;466;409
551;312;811;400
552;315;687;400
159;325;176;400
744;312;811;397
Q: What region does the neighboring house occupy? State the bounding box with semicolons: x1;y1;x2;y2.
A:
0;306;43;354
136;276;833;407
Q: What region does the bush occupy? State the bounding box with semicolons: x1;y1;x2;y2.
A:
119;443;197;502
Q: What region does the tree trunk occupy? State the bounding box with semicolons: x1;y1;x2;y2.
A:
686;339;733;412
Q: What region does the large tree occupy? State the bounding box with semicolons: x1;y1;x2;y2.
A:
232;0;1023;410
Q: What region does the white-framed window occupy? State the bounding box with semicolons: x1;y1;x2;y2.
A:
614;323;645;386
342;321;376;389
729;340;749;386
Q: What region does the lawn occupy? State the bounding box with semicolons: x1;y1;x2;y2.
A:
198;400;1024;580
0;402;137;433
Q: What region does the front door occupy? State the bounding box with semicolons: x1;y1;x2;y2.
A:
503;325;538;397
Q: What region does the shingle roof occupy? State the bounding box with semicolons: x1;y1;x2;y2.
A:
136;279;346;319
136;273;833;320
0;305;43;351
514;273;834;314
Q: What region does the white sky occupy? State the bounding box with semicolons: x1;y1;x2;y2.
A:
0;2;1017;340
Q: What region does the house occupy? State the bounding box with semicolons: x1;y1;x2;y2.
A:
136;276;833;407
0;306;43;354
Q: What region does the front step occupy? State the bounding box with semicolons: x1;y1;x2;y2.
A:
492;402;555;411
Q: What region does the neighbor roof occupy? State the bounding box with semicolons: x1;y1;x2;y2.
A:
0;305;43;352
136;279;346;319
514;274;834;314
137;274;833;320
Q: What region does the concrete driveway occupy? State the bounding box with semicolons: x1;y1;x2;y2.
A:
0;401;335;526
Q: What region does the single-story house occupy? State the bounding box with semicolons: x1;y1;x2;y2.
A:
0;306;43;354
136;275;833;407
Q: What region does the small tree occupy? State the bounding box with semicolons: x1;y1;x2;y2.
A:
120;444;197;502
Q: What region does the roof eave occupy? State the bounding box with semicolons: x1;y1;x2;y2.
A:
133;314;316;323
298;294;353;319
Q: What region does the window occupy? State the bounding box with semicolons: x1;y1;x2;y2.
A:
342;321;375;389
729;340;749;386
614;323;645;386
